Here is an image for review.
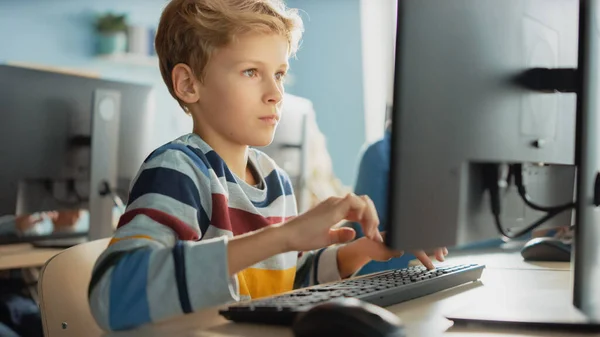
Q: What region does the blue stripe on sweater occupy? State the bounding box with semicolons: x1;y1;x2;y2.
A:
109;248;152;330
144;143;210;177
172;241;193;313
128;167;210;235
312;248;326;285
204;150;237;183
251;169;294;208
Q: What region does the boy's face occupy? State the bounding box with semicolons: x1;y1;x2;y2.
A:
194;32;289;148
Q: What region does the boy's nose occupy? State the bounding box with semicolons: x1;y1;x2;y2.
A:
265;94;282;105
263;81;283;105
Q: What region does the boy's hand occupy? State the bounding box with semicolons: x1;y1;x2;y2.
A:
281;193;382;252
412;248;449;270
337;233;449;278
337;234;403;278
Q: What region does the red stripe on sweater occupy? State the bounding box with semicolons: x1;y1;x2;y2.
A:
211;193;293;235
117;208;200;241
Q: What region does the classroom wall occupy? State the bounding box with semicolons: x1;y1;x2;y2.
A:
0;0;366;186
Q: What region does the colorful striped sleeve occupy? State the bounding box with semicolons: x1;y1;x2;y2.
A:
294;246;343;289
88;145;239;331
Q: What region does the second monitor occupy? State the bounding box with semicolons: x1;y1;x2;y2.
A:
0;65;156;241
387;0;578;252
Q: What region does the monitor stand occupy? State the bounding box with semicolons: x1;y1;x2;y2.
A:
446;286;600;332
88;89;121;240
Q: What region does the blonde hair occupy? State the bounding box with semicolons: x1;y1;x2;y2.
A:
155;0;304;109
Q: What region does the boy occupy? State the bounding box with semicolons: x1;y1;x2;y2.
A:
88;0;447;331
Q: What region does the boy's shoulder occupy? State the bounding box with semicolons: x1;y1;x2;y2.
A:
141;133;213;175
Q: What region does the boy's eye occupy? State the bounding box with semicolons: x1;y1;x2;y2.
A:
275;71;286;81
242;69;258;77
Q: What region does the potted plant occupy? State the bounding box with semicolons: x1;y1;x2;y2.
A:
95;13;128;55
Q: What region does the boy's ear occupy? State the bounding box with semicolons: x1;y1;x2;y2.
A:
172;63;201;104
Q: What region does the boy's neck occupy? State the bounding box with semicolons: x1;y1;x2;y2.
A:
192;127;252;184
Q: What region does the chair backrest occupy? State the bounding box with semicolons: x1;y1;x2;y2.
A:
37;238;110;337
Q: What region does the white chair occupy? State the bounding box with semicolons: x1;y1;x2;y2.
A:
37;238;110;337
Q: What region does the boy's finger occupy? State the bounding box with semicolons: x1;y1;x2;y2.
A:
342;194;366;222
359;195;381;242
413;250;435;270
443;247;449;256
362;195;380;226
435;248;445;262
378;231;388;243
328;227;356;245
392;249;404;258
369;197;381;221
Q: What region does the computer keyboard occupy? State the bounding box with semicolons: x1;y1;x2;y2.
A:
219;263;485;325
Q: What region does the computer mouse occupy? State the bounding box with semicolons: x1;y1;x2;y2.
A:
521;237;572;262
291;297;406;337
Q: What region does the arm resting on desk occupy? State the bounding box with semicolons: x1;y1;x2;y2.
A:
88;215;240;332
88;214;344;332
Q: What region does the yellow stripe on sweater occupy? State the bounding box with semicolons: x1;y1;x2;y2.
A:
238;267;296;299
109;235;154;246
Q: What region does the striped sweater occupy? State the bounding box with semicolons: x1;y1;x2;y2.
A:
88;133;342;331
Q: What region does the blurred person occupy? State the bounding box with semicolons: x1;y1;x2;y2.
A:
0;209;81;337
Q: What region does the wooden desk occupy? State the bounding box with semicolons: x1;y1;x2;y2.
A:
103;250;599;337
0;243;63;270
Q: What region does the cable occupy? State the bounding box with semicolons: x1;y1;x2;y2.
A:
511;164;575;213
493;208;568;240
483;163;576;240
99;181;126;214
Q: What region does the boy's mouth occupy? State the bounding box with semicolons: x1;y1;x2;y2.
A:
259;115;279;125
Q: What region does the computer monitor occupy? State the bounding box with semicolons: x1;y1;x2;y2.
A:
387;0;578;251
0;65;155;241
386;0;599;323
